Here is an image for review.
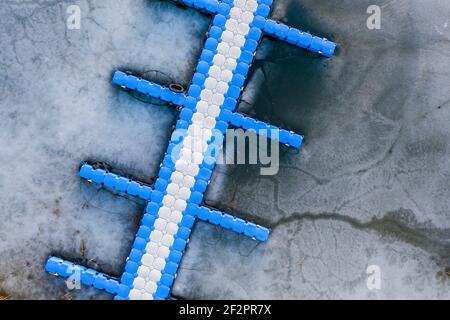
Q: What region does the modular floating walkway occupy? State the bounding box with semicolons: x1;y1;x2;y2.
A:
45;0;336;300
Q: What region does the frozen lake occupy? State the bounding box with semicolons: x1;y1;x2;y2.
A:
0;0;449;299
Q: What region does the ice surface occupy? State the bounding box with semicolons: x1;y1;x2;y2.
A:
0;0;209;299
0;0;449;299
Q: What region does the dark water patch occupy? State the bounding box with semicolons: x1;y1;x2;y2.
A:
238;0;342;136
270;0;343;39
240;0;420;138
